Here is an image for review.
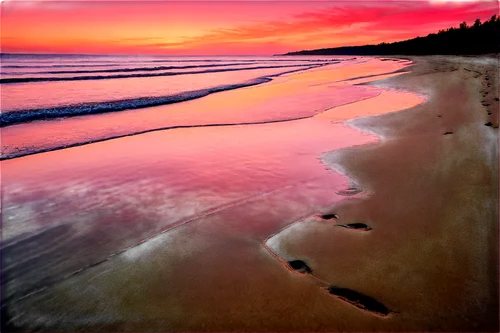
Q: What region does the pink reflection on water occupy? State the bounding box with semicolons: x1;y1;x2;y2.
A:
2;62;384;158
1;57;425;302
2;118;375;300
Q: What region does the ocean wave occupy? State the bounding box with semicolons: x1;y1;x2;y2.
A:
0;80;267;126
2;64;121;69
4;62;256;75
1;58;342;70
0;83;381;161
0;63;325;84
0;65;322;127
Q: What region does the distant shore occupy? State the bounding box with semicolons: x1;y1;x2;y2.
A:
280;16;500;56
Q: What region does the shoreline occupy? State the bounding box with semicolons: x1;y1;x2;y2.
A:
268;55;498;331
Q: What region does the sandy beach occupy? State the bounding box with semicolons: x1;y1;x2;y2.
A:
2;56;498;332
269;55;499;331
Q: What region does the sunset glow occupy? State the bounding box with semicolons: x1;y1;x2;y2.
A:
1;0;498;55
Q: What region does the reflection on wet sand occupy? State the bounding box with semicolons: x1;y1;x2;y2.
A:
2;58;433;331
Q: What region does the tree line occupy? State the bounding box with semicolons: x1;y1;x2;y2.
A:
284;15;500;56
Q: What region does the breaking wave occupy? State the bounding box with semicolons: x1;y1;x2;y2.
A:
0;63;334;84
1;65;323;127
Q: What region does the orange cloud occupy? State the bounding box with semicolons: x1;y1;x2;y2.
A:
1;0;497;55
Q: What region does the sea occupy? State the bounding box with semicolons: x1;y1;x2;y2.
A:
0;53;419;323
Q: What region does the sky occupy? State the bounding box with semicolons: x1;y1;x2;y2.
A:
1;0;498;55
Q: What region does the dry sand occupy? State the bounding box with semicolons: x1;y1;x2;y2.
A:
3;56;498;332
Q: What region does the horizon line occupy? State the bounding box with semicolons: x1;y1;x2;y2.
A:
0;52;288;57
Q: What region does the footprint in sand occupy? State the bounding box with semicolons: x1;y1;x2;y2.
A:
336;223;372;231
324;286;392;317
264;213;391;317
335;186;363;196
316;213;339;220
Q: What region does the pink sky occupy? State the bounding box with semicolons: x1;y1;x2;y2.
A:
1;0;498;55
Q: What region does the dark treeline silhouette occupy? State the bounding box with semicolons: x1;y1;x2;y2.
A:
283;16;500;56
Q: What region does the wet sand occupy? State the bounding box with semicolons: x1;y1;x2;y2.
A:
2;56;498;332
269;55;499;331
